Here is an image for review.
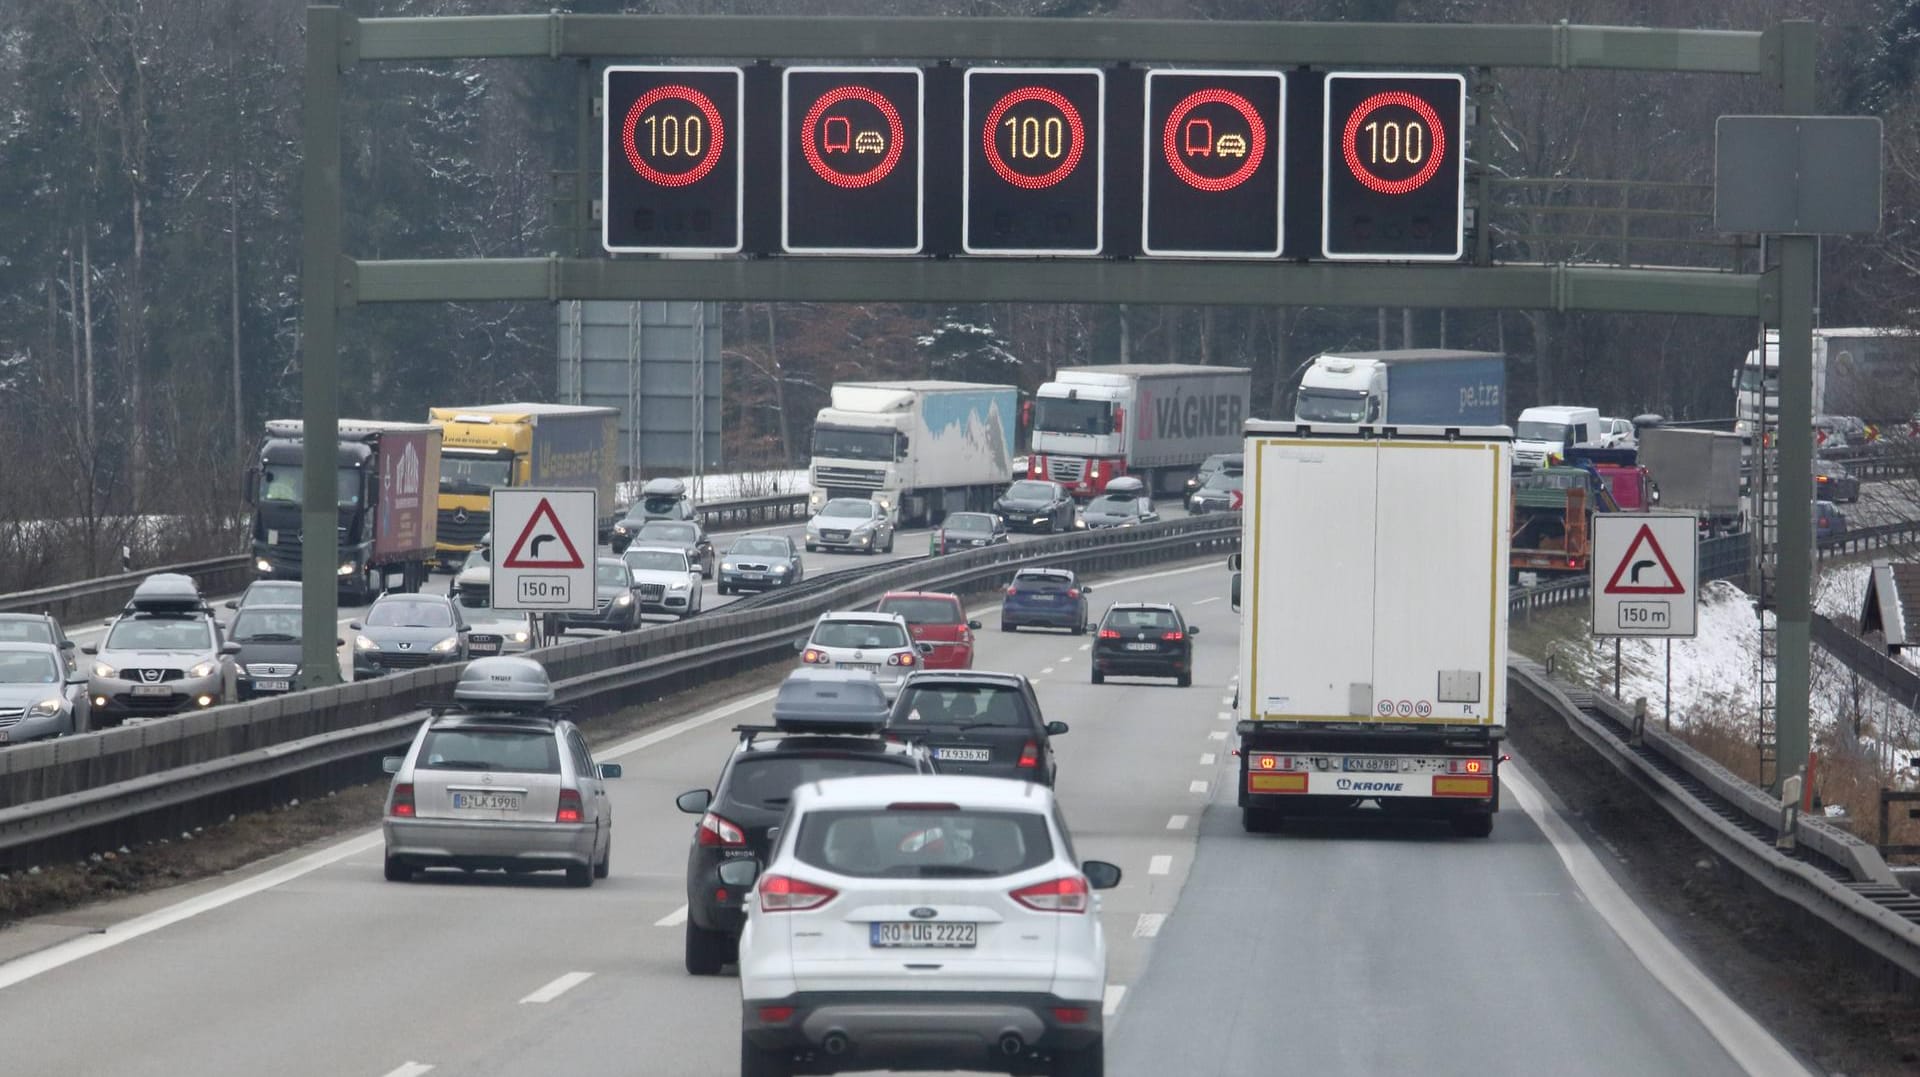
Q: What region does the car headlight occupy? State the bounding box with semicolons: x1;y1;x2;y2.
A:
668;580;691;591
337;562;356;577
770;564;789;574
614;524;630;536
354;635;380;652
720;562;738;572
430;636;460;654
188;661;219;679
509;629;530;643
254;558;273;573
1075;519;1087;529
27;697;63;719
615;592;634;607
93;662;117;678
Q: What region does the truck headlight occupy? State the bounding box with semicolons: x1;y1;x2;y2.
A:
188;661;218;679
254;558;273;573
430;636;460;654
337;562;356;577
93;662;117;678
875;496;892;512
27;698;63;719
354;635;380;652
615;592;634;607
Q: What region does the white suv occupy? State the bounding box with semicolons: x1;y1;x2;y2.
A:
796;611;929;701
730;774;1121;1077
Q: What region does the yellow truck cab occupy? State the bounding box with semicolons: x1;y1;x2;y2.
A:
429;404;620;570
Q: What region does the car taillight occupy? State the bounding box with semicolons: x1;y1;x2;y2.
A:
1017;740;1039;769
1098;628;1121;639
1161;630;1184;641
556;789;584;823
697;811;746;847
1006;585;1018;596
759;1005;796;1023
1820;516;1831;527
1067;588;1080;599
1010;875;1090;913
759;873;837;912
389;783;415;818
801;648;831;664
887;651;916;666
1051;1007;1090;1024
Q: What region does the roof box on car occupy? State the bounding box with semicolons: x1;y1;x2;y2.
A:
641;477;687;498
1102;475;1146;494
127;573;207;613
770;668;889;732
454;656;554;709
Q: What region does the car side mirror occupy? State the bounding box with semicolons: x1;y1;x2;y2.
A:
220;642;243;656
676;788;712;814
792;639;806;653
1187;625;1200;636
1046;720;1069;736
381;756;403;775
917;642;934;655
59;640;74;650
348;622;363;631
66;673;88;686
1082;860;1123;890
598;763;623;779
1230;572;1242;611
967;620;982;631
1080;585;1093;594
224;599;239;610
1227;552;1242;572
81;644;98;656
717;859;760;888
1084;623;1097;634
337;638;346;647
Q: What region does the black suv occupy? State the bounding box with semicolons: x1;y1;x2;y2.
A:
1090;602;1199;687
674;669;933;975
886;670;1067;785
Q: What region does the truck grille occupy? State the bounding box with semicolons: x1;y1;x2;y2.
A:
1043;457;1085;483
438;508;490;546
813;465;886;490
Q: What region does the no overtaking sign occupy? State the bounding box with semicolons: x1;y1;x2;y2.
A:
1591;512;1697;638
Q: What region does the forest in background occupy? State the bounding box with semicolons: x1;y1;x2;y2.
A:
4;0;1920;582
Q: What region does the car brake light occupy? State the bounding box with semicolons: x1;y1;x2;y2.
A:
1067;588;1080;599
1161;630;1184;641
697;811;746;846
389;783;415;818
1017;741;1040;769
1052;1007;1090;1024
887;651;916;666
759;873;837;912
556;789;584;823
801;648;830;665
1820;516;1830;526
1010;875;1090;913
1098;628;1121;639
1006;585;1018;596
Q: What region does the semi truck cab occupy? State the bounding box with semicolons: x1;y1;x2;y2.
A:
1027;385;1128;497
1293;357;1385;424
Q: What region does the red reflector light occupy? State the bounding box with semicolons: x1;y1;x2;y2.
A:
389;783;414;818
887;802;960;811
758;1005;796;1023
697;812;746;846
1161;631;1184;641
760;873;838;912
1017;740;1039;769
1011;875;1090;913
556;789;584;824
715;887;729;903
1051;1007;1090;1024
1098;628;1121;639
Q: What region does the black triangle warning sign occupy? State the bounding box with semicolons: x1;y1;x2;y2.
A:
1602;523;1685;595
501;497;586;570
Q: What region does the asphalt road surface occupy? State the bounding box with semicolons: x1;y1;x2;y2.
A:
0;558;1807;1076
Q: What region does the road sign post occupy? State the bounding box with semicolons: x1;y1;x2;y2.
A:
492;488;597;613
1592;513;1698;639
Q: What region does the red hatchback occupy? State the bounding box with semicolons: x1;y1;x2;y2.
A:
874;591;980;670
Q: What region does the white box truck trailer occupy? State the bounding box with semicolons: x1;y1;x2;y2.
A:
1234;421;1510;837
808;381;1019;526
1027;364;1251;498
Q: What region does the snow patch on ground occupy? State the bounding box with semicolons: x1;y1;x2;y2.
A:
615;469;809;507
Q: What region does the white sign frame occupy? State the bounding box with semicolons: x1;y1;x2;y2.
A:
1591;512;1698;638
492;488;598;613
1319;71;1467;263
1140;68;1287;259
600;66;746;256
962;67;1106;257
781;66;926;255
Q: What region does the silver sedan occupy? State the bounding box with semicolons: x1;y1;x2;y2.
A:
0;643;89;743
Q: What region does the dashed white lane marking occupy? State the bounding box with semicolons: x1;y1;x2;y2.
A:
1216;711;1232;721
1133;913;1167;938
1220;696;1234;706
1194;596;1221;605
1057;655;1074;663
520;972;593;1004
1079;643;1091;651
1103;985;1127;1016
1188;780;1209;794
654;905;689;928
1208;730;1228;741
1199;753;1216;766
382;1064;434;1077
1166;814;1189;830
1148;855;1173;875
1042;667;1055;675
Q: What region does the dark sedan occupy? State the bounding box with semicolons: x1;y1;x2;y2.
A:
993;479;1076;533
1091;602;1197;687
886;670;1067;785
1188;467;1243;514
222;603;319;700
933;511;1008;554
1814;461;1860;504
718;535;803;594
551;557;644;634
630;520;716;578
350;594;469;680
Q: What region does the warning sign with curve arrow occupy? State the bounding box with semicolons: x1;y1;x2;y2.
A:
491;488;598;612
1590;513;1697;638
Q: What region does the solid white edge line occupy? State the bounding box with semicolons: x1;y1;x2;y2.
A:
519;971;594;1005
1148;855;1173;876
1166;814;1189;830
380;1064;434;1077
1132;913;1166;938
655;905;690;928
1102;984;1127;1017
1502;766;1812;1077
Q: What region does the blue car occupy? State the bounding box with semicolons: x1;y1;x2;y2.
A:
1000;568;1092;633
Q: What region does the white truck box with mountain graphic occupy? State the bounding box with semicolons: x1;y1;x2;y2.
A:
808;381;1018;526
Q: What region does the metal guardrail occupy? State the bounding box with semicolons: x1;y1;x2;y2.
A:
0;514;1239;868
1511;658;1920;981
0;493;813;627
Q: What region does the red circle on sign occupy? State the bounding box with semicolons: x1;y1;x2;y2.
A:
1161;89;1267;193
801;86;905;189
981;87;1086;191
621;86;726;188
1341;91;1447;196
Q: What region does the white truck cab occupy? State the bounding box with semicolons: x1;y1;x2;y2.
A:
1293;356;1385;424
1513;405;1600;469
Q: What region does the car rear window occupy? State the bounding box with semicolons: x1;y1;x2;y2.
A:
794;808;1053;878
1013;573;1074;593
811;621;909;649
0;620;53;645
416;729;560;774
720;754;917;811
1105;608;1178;630
893;683;1029;728
877;597;963;625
